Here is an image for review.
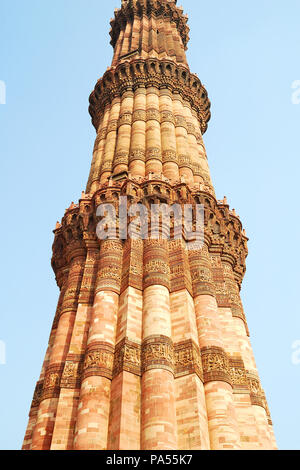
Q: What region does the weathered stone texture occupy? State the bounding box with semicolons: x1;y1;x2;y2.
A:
23;0;276;451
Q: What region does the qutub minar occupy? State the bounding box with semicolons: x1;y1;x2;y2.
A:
23;0;277;450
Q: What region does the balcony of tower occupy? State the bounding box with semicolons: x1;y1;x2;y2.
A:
109;0;190;67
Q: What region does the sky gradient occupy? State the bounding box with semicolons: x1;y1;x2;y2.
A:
0;0;300;450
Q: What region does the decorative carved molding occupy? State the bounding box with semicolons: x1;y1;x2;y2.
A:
229;357;248;393
246;371;270;415
61;354;85;389
42;365;64;401
174;340;203;382
31;381;44;409
113;338;142;377
201;346;232;385
142;335;174;374
89;58;210;134
83;342;114;381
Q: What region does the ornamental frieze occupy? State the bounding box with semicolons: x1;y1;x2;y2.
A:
162;150;177;163
107;119;118;133
146;147;162;161
174;340;203;382
101;160;113;172
121;239;143;292
52;181;249;288
146;108;161;122
98;127;107;141
132;109;146;122
100;240;123;253
97;266;121;281
191;267;213;283
201;347;231;385
229;358;248;392
83;343;114;381
214;283;230;307
129;149;146;162
118;113;132;127
186;122;197;136
178;155;193;170
161;111;175;125
142;336;174;374
93;132;102;151
113;339;142;377
31;381;44;408
143;258;170;289
89;58;210;134
114;151;129;167
245;371;270;415
59;354;84;389
175;115;188;130
144;259;170;275
42;365;64;401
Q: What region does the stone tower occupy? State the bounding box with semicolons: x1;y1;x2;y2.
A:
23;0;277;450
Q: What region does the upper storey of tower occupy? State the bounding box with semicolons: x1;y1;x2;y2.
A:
110;0;190;67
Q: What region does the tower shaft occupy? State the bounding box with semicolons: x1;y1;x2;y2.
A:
23;0;277;450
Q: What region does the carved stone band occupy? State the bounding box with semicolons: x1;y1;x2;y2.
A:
42;364;65;401
31;381;44;410
142;335;174;374
83;342;114;381
60;354;85;389
247;372;270;416
174;340;203;382
230;357;248;393
113;338;141;377
201;346;231;385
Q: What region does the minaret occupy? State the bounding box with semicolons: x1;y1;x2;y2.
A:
23;0;277;450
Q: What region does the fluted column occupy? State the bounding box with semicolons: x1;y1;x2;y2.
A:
164;17;176;61
190;245;241;450
51;240;99;450
112;26;125;67
222;260;275;449
169;240;210;450
160;88;179;182
114;91;134;176
22;286;64;450
140;15;150;59
131;15;141;51
173;93;194;185
74;239;122;450
100;97;121;183
107;239;143;450
192;113;212;189
129;87;146;177
141;239;177;450
120;19;132;57
207;252;259;449
145;86;163;176
88;104;111;194
31;247;86;450
22;268;67;450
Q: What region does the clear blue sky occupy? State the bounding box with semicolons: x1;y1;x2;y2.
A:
0;0;299;450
